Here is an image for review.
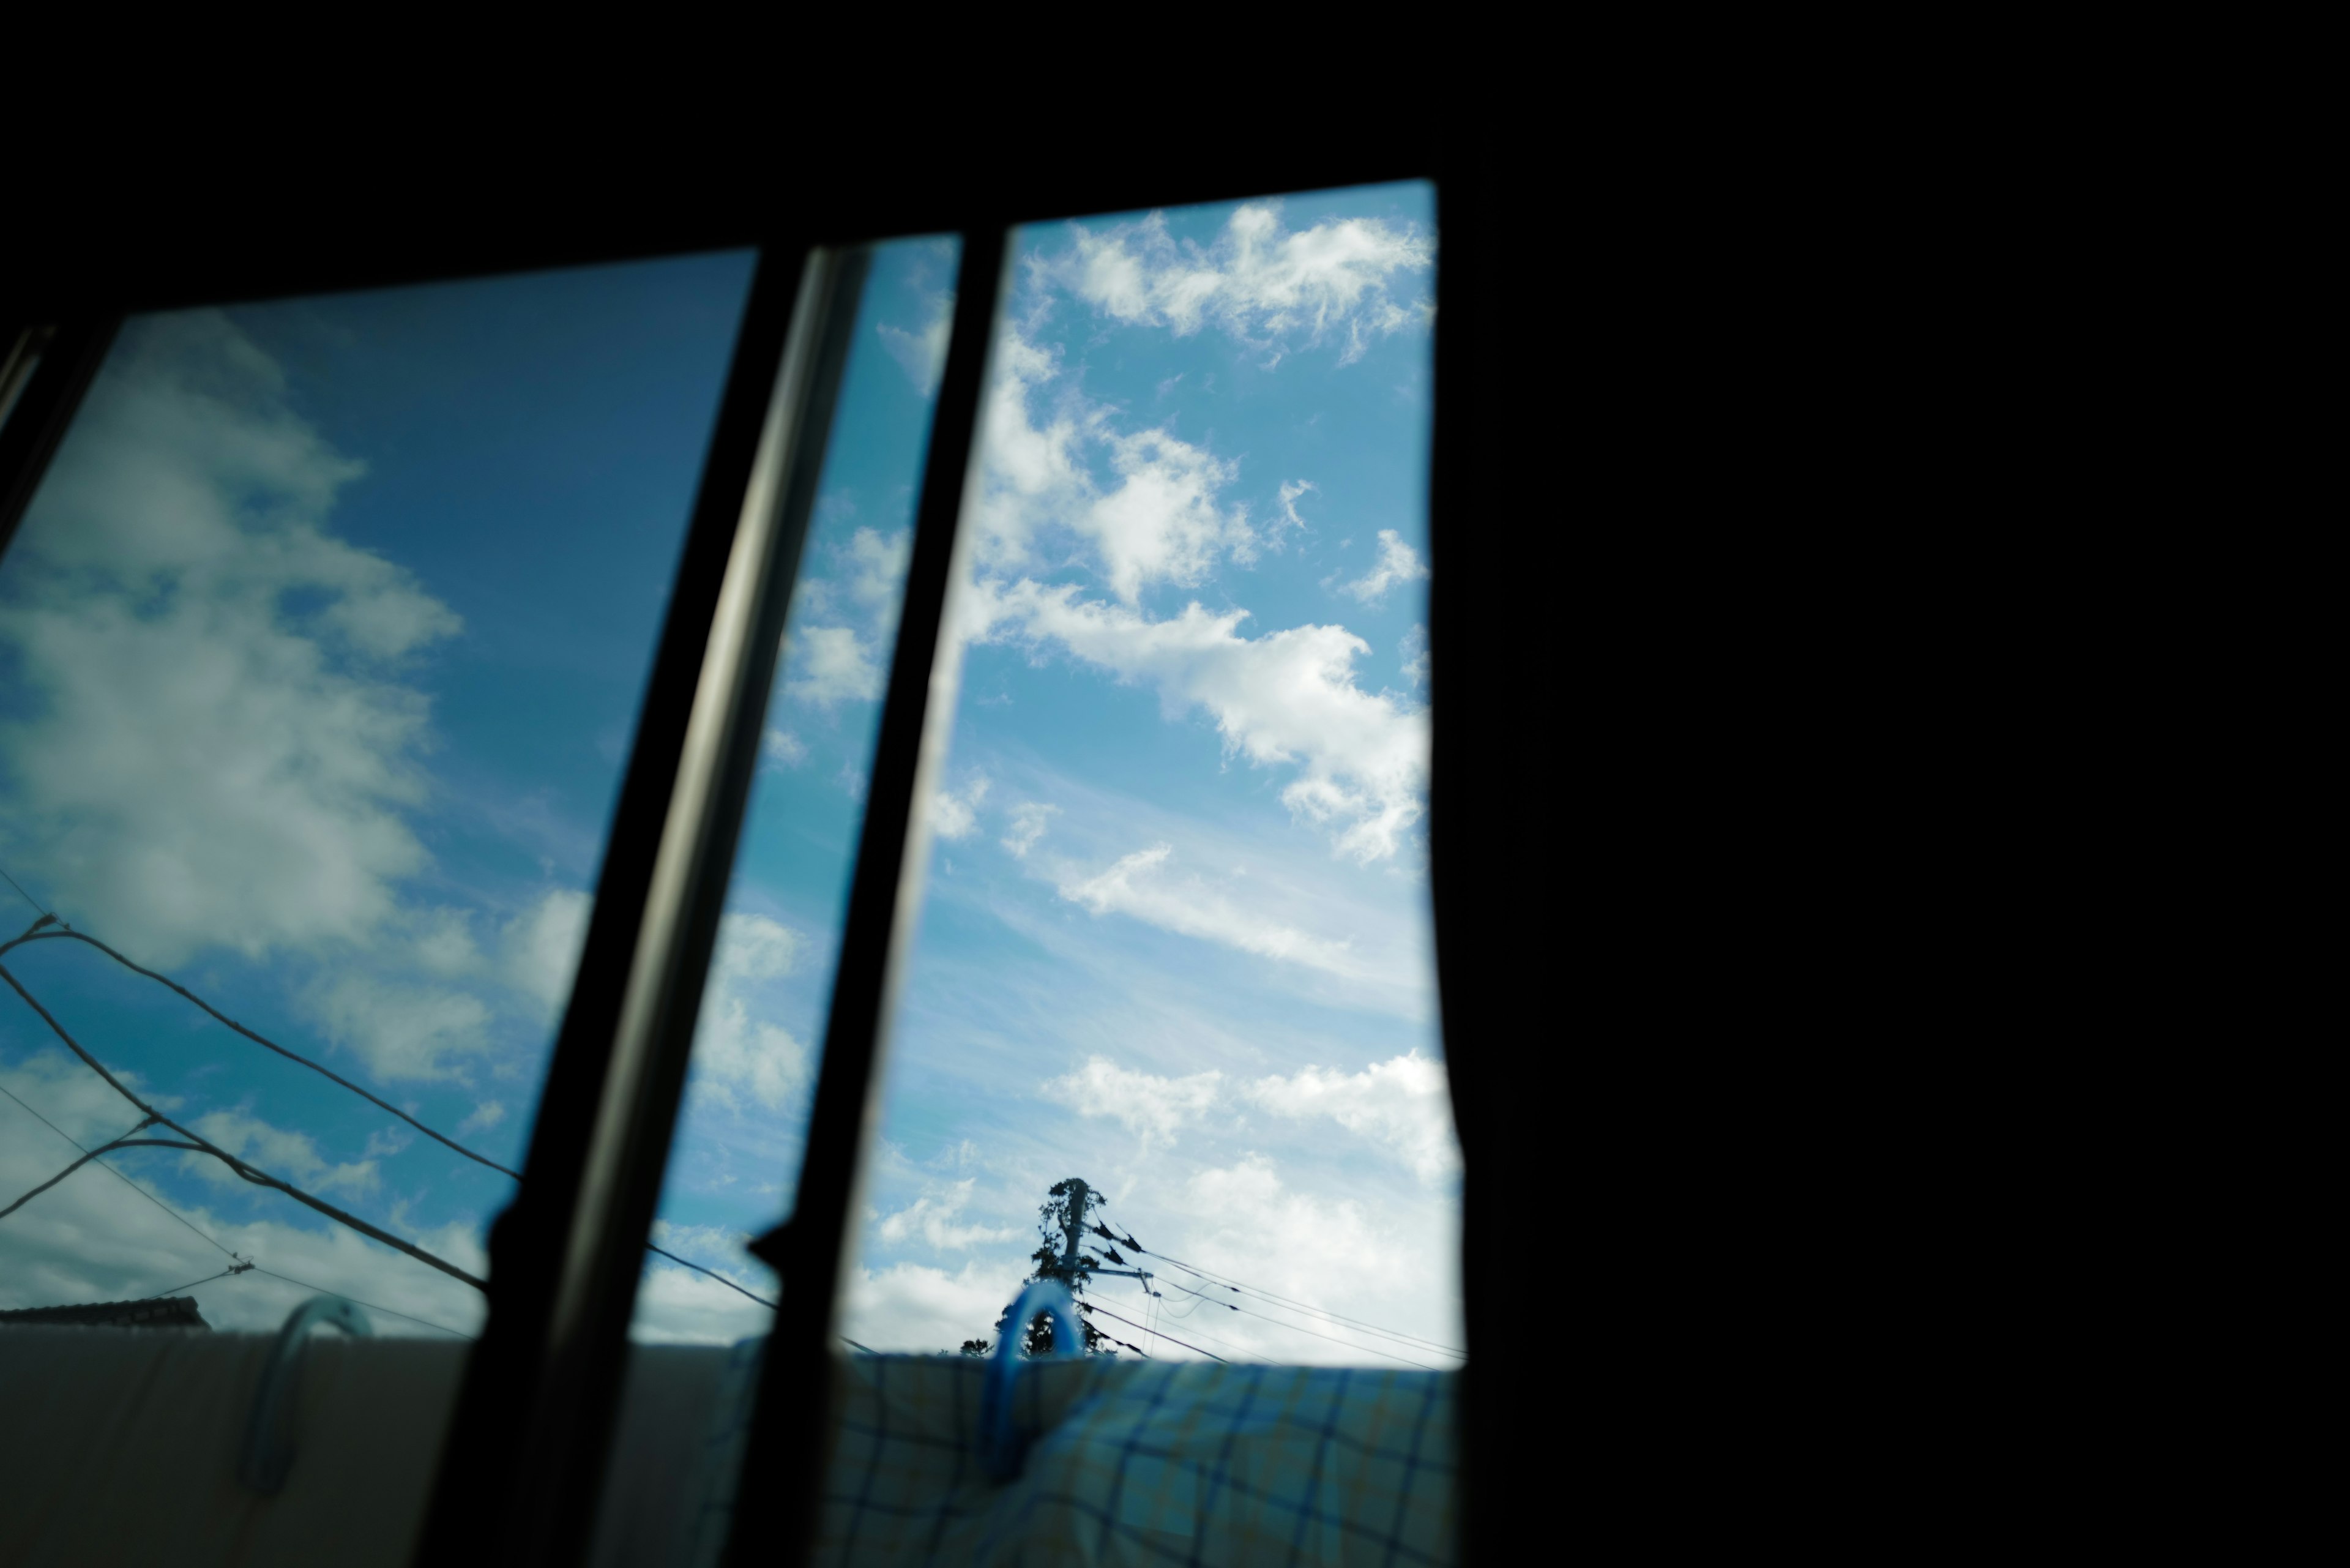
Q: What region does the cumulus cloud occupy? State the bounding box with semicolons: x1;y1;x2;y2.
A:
0;311;462;967
1057;845;1363;976
963;333;1252;603
762;728;808;768
785;624;884;705
1084;428;1253;603
687;913;811;1113
457;1101;505;1136
1040;1055;1222;1147
931;774;990;842
877;293;953;398
183;1108;380;1198
843;526;911;607
999;802;1059;859
971;584;1429;862
501;888;592;1021
305;973;494;1083
1242;1051;1461;1184
1337;529;1429;606
0;1071;493;1334
1042;203;1434;365
840;1257;1031;1354
874;1179;1020;1252
1398;625;1429;690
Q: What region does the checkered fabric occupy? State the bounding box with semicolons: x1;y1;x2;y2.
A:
683;1344;1457;1567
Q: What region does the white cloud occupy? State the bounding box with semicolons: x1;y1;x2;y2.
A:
1057;845;1363;976
841;526;911;608
457;1101;505;1136
877;291;953;398
1044;203;1434;364
840;1257;1031;1354
785;624;883;705
304;973;494;1084
1040;1054;1222;1147
1337;529;1428;606
761;728;808;767
1146;1154;1461;1364
930;774;990;842
1000;802;1059;859
0;312;463;968
961;333;1251;603
501;888;592;1020
874;1178;1020;1252
972;584;1429;862
687;913;811;1113
408;908;482;979
1242;1051;1461;1184
1398;625;1429;690
1269;480;1316;551
1084;428;1253;603
183;1108;379;1198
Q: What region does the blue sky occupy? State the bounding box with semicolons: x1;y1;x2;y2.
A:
643;185;1459;1364
0;188;1457;1365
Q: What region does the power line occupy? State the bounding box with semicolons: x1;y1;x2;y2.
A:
647;1244;776;1309
0;964;485;1289
246;1267;476;1340
4;939;791;1305
1157;1264;1465;1363
155;1263;253;1296
0;1078;474;1338
1078;1300;1224;1362
1157;1277;1450;1372
0;1080;242;1261
1138;1243;1467;1358
2;927;519;1179
0;865;48;920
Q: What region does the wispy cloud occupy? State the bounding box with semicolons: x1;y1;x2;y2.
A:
1040;203;1434;365
1336;529;1428;606
1056;844;1362;975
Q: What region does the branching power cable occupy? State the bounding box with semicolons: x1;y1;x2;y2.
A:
0;962;485;1290
0;1080;244;1261
1127;1236;1467;1358
0;865;47;920
3;917;786;1301
1077;1300;1224;1362
155;1263;253;1296
1;925;520;1179
245;1267;476;1340
1157;1276;1449;1371
647;1244;776;1309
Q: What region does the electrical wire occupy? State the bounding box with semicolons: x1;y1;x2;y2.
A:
247;1267;475;1340
0;1080;242;1261
1077;1300;1224;1362
1157;1277;1449;1372
0;864;47;920
155;1263;252;1297
647;1244;776;1309
1;961;485;1289
1138;1243;1467;1358
1;927;519;1179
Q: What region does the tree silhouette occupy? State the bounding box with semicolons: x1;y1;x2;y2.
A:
959;1176;1115;1357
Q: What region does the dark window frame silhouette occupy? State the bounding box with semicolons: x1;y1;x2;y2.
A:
0;133;1494;1568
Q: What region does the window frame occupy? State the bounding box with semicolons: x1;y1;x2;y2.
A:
0;141;1485;1568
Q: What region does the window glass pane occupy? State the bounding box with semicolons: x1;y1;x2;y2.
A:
0;251;755;1346
846;184;1460;1367
626;237;957;1342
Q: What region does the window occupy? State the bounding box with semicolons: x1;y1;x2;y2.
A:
1;139;1487;1567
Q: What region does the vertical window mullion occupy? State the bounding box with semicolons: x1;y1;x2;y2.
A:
722;225;1010;1568
415;240;868;1568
